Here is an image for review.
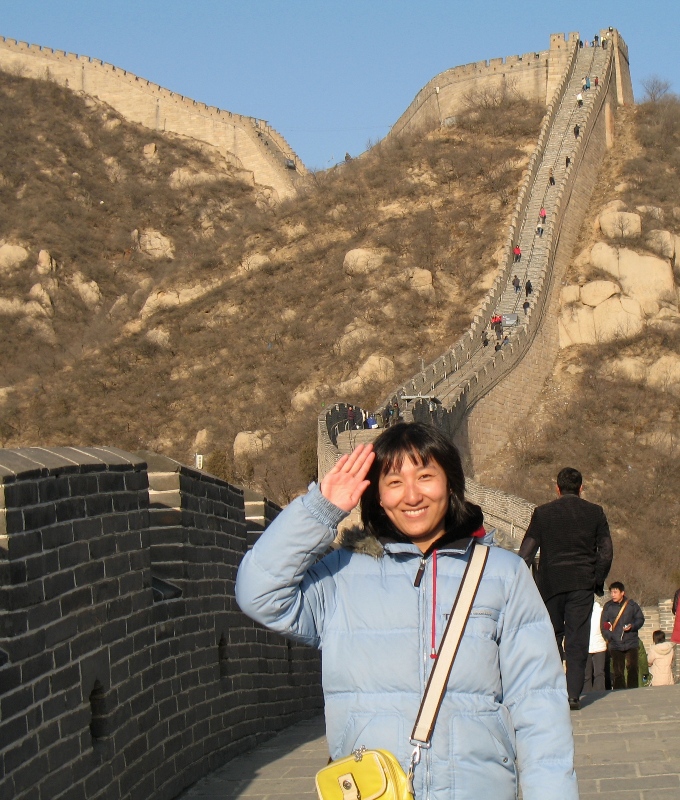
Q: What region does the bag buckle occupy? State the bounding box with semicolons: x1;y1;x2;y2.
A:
406;742;427;796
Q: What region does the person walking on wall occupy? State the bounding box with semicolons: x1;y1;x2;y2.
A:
647;630;675;686
525;279;533;298
513;244;522;263
512;274;521;293
523;300;530;316
236;424;580;800
519;467;613;709
536;224;544;238
548;167;555;186
601;582;645;690
585;76;591;90
539;207;547;226
583;597;607;692
671;587;680;644
574;123;580;139
594;76;599;88
576;92;583;107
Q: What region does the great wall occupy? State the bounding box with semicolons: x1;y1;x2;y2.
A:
0;36;306;201
1;28;679;800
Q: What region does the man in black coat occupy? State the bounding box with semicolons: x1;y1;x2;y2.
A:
600;581;645;689
519;468;613;709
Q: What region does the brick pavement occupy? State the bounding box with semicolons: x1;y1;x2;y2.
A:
179;685;680;799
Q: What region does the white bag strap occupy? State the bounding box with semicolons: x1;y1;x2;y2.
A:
410;542;489;745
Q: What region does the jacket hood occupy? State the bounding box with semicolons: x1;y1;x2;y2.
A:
338;502;491;558
652;642;675;655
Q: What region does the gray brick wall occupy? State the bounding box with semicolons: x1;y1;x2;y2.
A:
0;447;322;800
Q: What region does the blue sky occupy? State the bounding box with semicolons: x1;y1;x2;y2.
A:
3;1;678;169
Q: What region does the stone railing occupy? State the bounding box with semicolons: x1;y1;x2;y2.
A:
0;447;321;800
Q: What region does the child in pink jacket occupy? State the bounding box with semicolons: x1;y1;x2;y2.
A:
647;630;675;686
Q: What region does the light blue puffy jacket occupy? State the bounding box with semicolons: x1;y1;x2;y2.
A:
236;485;579;800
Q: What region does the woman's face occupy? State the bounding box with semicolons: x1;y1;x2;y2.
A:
378;454;449;552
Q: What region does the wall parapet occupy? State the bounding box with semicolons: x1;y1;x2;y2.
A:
0;446;321;800
0;35;306;198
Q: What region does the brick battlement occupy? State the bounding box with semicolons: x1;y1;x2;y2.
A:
0;36;305;199
0;447;321;800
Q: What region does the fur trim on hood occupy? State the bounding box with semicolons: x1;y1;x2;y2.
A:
337;502;486;558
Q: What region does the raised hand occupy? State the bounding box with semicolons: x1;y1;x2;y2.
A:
320;443;375;513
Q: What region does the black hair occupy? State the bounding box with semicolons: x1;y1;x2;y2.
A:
653;630;666;645
609;581;625;592
361;422;470;536
557;467;582;495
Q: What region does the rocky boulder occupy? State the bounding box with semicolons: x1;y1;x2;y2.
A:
592;296;644;341
28;284;53;316
647;354;680;395
239;253;270;274
558;304;596;347
136;229;174;259
408;268;435;300
357;354;395;384
598;211;641;239
233;430;272;462
36;250;57;275
580;280;620;307
145;327;171;348
560;285;580;305
618;250;675;306
343;248;385;276
0;244;29;273
140;283;216;319
646;230;675;260
334;322;374;357
602;356;647;382
591;244;676;306
71;272;102;310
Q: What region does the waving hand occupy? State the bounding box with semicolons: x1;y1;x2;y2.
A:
320;443;375;513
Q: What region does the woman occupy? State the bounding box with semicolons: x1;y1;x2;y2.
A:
236;423;578;799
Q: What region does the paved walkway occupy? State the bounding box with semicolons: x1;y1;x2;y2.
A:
179;686;680;799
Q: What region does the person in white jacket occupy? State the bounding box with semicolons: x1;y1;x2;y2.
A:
584;598;607;692
647;630;675;686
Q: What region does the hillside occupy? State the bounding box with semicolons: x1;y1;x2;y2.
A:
476;99;680;603
0;69;545;501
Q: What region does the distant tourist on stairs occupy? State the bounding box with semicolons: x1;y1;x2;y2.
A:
523;300;530;315
513;244;522;263
519;467;613;709
594;76;599;88
574;123;580;139
525;279;533;298
548;167;555;186
576;92;583;107
601;582;645;690
539;206;547;226
536;224;544;238
512;274;521;293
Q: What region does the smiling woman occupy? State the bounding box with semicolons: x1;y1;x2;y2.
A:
236;423;579;800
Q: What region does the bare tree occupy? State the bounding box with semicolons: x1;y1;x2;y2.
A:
641;75;672;103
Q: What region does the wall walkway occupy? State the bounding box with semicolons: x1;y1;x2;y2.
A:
0;36;305;200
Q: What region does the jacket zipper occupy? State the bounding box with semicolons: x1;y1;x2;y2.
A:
414;552;436;800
